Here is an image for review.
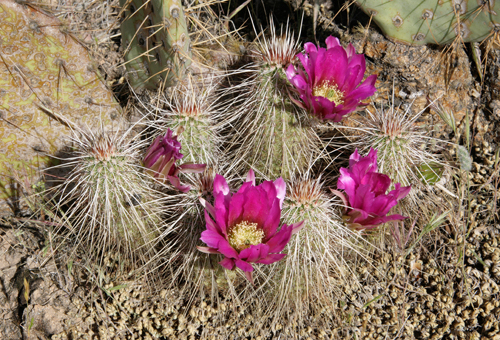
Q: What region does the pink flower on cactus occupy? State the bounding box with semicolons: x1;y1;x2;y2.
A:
143;129;205;192
334;149;411;230
286;36;377;122
197;170;304;284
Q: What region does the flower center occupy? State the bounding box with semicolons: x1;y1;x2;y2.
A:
228;221;264;252
312;81;344;105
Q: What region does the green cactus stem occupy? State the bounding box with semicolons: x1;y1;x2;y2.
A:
120;0;192;90
228;22;322;179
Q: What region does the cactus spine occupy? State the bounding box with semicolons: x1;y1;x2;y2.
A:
263;174;358;324
143;78;220;165
52;128;167;275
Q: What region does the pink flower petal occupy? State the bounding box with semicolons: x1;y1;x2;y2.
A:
256;253;286;265
245;271;254;285
317;46;348;88
286;64;297;79
366;173;391;195
239;244;270;263
246;169;256;185
213;174;230;195
235;259;254;272
345;43;356;59
289;221;305;235
217;240;239;259
262;200;281;238
265;225;293;253
304;42;318;55
273;177;286;208
227;185;247;227
200;229;225;249
325;36;341;49
167;175;190;192
178;163;207;173
200;198;216;220
242;186;269;228
343;74;377;104
219;257;235;270
204;211;218;234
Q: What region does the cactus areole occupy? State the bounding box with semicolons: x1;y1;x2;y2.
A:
120;0;192;90
355;0;500;45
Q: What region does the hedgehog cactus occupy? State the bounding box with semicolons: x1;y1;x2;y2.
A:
53;129;167;275
355;0;500;45
120;0;192;90
0;0;124;213
144;79;221;165
228;21;321;179
263;174;355;322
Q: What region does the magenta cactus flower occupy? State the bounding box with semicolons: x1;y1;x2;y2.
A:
333;148;411;230
286;36;377;122
143;128;205;192
197;169;304;284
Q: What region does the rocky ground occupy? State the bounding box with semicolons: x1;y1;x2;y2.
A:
1;0;500;339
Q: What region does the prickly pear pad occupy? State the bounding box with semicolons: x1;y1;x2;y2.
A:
356;0;499;45
0;0;124;211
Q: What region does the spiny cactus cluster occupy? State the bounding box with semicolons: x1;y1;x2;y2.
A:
140;78;222;165
355;0;500;45
120;0;192;90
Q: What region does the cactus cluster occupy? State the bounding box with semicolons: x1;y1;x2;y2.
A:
141;78;221;165
263;173;357;323
0;0;459;337
355;0;500;45
119;0;192;90
0;0;124;212
348;98;446;207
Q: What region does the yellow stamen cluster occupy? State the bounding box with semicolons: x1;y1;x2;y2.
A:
312;81;345;105
228;221;264;252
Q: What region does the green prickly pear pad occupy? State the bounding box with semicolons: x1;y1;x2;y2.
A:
355;0;499;45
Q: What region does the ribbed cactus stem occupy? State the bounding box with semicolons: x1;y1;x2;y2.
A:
120;0;192;90
53;130;165;274
253;68;316;178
